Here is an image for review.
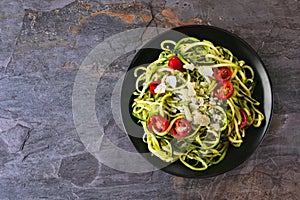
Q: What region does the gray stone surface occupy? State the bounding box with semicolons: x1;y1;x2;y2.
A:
0;0;24;75
0;0;299;199
23;0;76;11
58;153;99;187
0;123;31;153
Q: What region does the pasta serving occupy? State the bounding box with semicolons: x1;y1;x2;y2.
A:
131;37;264;171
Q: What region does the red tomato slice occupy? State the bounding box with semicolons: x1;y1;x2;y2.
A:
214;81;234;100
149;81;163;95
238;109;248;129
148;115;169;133
170;118;191;138
168;56;184;72
213;67;232;82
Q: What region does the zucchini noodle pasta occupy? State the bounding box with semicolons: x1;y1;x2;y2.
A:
131;37;264;171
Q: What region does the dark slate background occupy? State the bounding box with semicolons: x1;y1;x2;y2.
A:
0;0;299;199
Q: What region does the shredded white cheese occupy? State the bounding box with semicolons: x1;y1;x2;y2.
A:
200;81;208;87
191;97;197;104
210;123;220;131
193;112;210;126
198;97;204;105
183;106;193;121
199;88;205;95
189;102;199;111
214;114;223;121
187;82;196;97
198;67;213;77
183;63;195;71
165;76;177;88
154;82;166;94
178;89;188;101
209;98;216;105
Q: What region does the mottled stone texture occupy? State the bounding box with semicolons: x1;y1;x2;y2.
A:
0;0;299;199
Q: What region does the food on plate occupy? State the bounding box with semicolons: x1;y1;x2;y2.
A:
131;37;264;171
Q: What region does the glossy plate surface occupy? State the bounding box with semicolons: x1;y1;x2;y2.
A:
121;25;273;178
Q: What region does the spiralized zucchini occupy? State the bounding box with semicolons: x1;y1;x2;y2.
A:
131;37;264;171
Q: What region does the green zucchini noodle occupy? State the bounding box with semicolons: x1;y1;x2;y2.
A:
131;37;264;171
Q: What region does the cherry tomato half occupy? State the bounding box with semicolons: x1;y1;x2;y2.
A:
214;67;232;82
148;115;169;133
170;118;191;138
168;56;184;72
238;109;248;129
149;81;163;96
214;81;234;100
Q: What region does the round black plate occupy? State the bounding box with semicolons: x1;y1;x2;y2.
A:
121;25;273;178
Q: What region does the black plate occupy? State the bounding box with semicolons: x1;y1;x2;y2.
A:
121;25;273;178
